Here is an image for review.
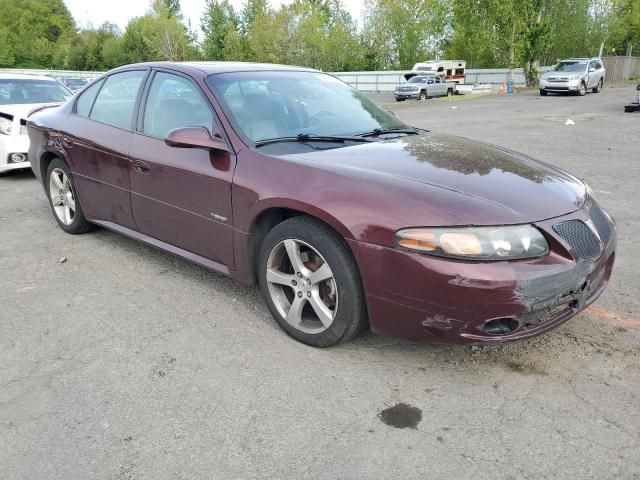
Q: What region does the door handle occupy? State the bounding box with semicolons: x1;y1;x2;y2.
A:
132;160;151;174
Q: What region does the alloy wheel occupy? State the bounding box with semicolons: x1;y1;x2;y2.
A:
49;168;76;225
265;238;338;334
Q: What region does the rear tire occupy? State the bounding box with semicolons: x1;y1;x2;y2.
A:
46;158;94;234
258;216;366;347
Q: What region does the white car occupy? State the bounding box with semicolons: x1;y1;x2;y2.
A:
0;74;73;174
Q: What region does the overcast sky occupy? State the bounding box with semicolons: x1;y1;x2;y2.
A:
64;0;365;37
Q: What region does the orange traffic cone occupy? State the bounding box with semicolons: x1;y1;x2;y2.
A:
499;83;507;94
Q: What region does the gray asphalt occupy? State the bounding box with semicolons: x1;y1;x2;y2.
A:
1;85;639;480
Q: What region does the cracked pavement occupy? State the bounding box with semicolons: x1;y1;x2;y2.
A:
1;85;639;479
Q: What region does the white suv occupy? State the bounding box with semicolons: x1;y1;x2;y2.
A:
0;73;72;174
539;58;605;96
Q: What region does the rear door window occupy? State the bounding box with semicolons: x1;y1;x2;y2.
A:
90;71;147;130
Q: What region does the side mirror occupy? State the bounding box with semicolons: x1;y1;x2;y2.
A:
589;67;596;73
165;127;229;152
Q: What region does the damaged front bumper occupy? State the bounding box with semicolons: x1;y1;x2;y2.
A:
354;201;616;344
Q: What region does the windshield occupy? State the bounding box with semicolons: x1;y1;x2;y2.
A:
0;79;72;105
408;77;427;83
552;61;587;73
206;71;407;145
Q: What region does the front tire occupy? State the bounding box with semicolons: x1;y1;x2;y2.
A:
539;89;548;96
593;79;603;93
418;91;426;101
258;216;366;347
578;82;586;96
46;158;93;234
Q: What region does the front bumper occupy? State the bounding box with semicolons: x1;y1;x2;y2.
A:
0;134;30;173
539;79;582;92
395;91;420;99
353;202;616;345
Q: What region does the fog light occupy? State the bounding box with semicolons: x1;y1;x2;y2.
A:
10;153;26;163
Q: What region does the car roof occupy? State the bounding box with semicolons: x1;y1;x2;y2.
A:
113;61;319;76
0;73;60;81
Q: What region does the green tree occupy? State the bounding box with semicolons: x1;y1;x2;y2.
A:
0;0;76;68
201;0;239;60
363;0;451;69
0;28;15;67
607;0;640;56
162;0;182;17
122;0;197;62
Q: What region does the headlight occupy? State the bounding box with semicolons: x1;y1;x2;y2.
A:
0;117;12;135
396;225;548;261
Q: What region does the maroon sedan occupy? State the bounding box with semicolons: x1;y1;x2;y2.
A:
27;62;616;347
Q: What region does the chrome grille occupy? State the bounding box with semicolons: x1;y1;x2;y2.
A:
589;202;612;245
553;220;600;259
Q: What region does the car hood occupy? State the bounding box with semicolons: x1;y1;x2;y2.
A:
0;103;62;119
282;132;586;225
541;70;583;79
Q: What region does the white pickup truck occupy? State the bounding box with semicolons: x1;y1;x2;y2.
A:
394;75;456;101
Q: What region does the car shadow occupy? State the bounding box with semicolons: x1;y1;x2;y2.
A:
0;168;36;182
80;215;616;381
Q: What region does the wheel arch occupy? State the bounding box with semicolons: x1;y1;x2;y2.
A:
39;147;73;186
246;202;356;281
39;151;59;183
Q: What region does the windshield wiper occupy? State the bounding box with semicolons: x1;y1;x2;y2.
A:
356;127;421;138
255;133;374;147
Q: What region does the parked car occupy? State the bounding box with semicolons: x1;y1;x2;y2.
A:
539;58;605;96
61;77;89;92
0;73;72;174
395;75;456;101
27;62;616;347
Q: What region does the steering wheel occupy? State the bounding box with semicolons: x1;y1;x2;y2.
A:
308;110;335;126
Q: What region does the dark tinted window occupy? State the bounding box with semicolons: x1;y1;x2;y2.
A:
143;72;213;139
90;71;146;130
75;79;104;117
